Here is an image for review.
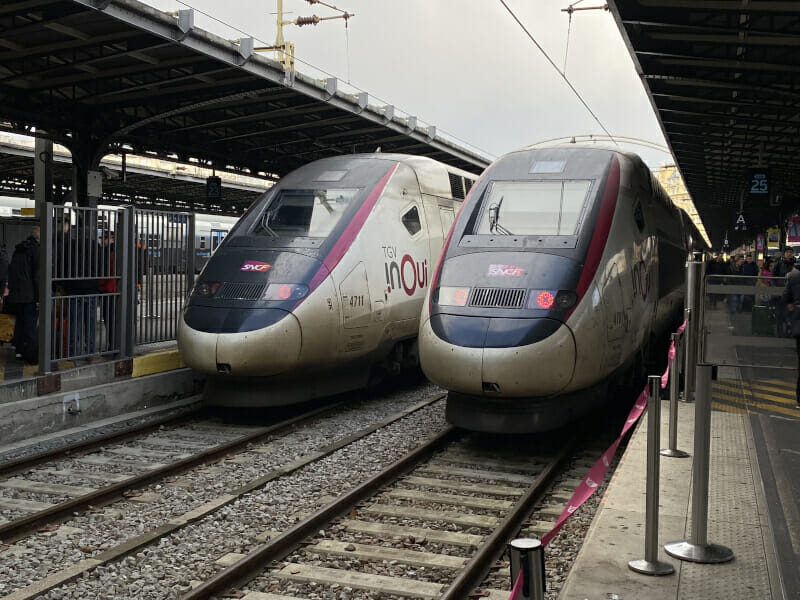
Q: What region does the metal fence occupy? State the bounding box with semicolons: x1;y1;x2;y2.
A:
37;203;194;372
134;209;194;346
702;273;794;369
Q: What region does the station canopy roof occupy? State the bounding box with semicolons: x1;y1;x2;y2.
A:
609;0;800;248
0;0;490;214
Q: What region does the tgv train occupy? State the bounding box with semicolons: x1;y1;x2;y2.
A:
177;153;477;406
419;146;705;433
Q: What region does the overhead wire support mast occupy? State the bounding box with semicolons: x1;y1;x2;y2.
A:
255;0;354;71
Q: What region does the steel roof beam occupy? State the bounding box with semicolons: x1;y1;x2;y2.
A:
637;0;800;12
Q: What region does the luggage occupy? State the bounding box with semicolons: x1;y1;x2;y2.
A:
0;313;14;342
751;305;776;336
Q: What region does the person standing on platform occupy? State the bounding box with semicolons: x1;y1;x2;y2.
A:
773;247;796;337
99;231;117;352
742;254;760;311
706;252;726;309
781;262;800;408
7;226;40;363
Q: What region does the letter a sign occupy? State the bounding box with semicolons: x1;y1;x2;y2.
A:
734;213;747;232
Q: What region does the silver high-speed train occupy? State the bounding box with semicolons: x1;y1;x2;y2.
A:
177;153;476;407
419;146;705;433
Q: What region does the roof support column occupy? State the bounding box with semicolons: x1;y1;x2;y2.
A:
69;131;106;208
34;136;53;218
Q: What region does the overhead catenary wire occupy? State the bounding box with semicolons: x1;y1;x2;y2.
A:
156;0;496;160
499;0;618;146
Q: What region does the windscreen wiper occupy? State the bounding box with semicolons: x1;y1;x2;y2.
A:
489;196;513;235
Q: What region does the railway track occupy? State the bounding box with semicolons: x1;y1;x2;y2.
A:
0;390;446;600
182;432;583;600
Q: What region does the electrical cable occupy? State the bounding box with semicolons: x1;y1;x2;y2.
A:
157;0;496;160
499;0;618;145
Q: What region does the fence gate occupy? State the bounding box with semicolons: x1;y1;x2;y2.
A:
39;204;126;367
133;209;195;347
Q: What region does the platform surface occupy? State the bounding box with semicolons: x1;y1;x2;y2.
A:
559;373;799;600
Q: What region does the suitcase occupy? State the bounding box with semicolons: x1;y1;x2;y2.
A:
751;305;776;336
0;313;14;343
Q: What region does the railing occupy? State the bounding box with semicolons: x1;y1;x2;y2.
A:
133;209;195;346
37;204;194;372
702;273;794;369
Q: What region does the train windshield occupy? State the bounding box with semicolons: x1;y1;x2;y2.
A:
252;188;359;238
474;181;591;236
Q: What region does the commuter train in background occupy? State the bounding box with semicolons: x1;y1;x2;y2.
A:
419;146;706;433
177;153;477;406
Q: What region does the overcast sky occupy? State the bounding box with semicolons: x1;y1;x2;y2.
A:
143;0;671;169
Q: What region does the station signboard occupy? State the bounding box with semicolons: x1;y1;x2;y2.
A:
746;168;771;203
206;175;222;202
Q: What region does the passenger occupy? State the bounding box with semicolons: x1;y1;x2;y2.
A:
780;261;800;408
705;252;726;309
56;219;100;357
0;242;8;312
725;254;744;313
756;258;774;307
741;254;759;311
98;231;117;351
772;247;795;337
7;226;40;363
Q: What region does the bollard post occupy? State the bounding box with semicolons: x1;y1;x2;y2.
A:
509;538;545;600
683;258;703;402
629;376;675;576
661;333;689;458
664;364;734;563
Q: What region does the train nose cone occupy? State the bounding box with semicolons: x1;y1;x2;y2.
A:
419;316;576;397
178;312;301;376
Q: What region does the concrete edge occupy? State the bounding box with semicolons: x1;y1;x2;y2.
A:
0;368;205;446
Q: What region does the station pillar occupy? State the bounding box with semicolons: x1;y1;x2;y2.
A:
34;136;53;217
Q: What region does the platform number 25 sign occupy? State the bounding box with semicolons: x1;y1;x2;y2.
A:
747;168;770;200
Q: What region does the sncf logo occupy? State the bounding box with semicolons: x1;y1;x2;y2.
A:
241;260;271;272
487;264;525;277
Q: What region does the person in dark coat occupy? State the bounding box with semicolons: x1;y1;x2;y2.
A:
7;226;40;361
781;262;800;408
741;254;760;311
773;247;796;337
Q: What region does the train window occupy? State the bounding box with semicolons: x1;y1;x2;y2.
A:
448;173;465;199
253;188;359;238
474;180;591;236
402;206;422;236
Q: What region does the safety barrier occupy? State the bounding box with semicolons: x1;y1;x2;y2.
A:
505;319;688;598
32;203;194;372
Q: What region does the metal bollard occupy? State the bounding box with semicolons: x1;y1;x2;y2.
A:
683;258;703;402
509;538;545;600
664;364;734;563
661;334;689;458
629;376;675;575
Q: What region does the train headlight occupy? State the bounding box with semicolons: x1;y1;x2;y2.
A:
436;286;470;306
191;282;220;297
263;283;309;301
555;291;578;309
526;289;577;310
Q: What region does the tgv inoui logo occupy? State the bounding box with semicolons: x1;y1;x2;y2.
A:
241;260;271;272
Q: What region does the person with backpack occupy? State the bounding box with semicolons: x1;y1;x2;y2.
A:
7;226;40;363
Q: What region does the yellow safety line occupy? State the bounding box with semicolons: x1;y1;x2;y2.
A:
715;380;796;404
746;382;796;396
131;350;184;378
713;390;800;417
0;364;4;382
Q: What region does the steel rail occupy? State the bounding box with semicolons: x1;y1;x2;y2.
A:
0;399;203;478
182;426;460;600
0;398;350;543
440;437;576;599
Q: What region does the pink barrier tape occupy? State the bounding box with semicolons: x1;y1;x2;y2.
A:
506;570;524;600
540;319;687;547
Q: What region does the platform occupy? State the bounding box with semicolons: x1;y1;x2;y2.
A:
559;372;800;600
0;341;205;446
